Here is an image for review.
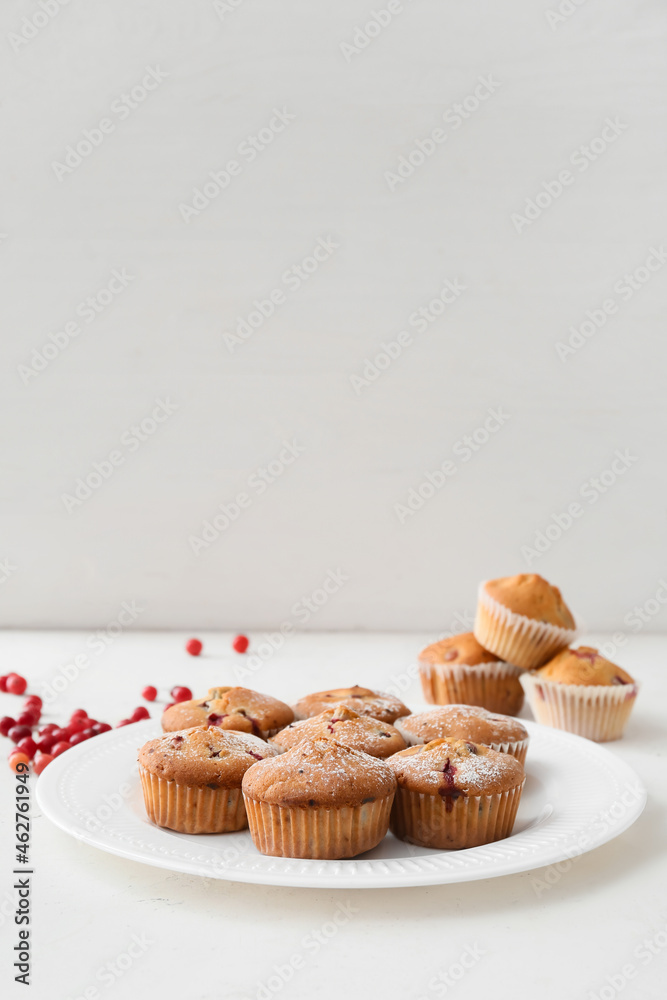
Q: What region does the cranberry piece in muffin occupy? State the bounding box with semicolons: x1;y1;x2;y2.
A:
387;738;525;849
242;738;396;859
138;726;279;833
269;704;407;758
292;685;409;724
161;686;293;739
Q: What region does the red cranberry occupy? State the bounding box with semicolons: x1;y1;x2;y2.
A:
51;727;69;743
163;702;175;712
24;695;43;710
67;719;87;736
6;674;27;696
8;725;32;744
0;675;8;692
170;686;192;703
70;708;87;719
69;732;90;746
232;634;249;654
142;685;157;701
185;638;202;656
0;716;17;737
36;735;56;754
131;706;150;721
51;741;71;757
91;722;111;734
38;724;58;736
17;737;37;759
116;719;133;727
17;711;39;727
33;752;54;775
8;751;30;772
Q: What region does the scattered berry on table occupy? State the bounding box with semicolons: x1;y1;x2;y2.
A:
142;685;157;702
0;716;17;737
34;752;54;775
6;673;27;696
131;706;150;721
51;741;71;757
8;725;32;744
16;737;37;759
232;634;249;654
186;638;203;656
0;675;8;692
170;686;192;703
9;751;30;772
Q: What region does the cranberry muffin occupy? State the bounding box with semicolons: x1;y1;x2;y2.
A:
395;705;529;764
521;646;639;741
162;686;293;739
292;685;409;725
138;726;278;833
387;738;525;849
418;632;524;715
242;738;396;859
269;705;407;759
474;574;577;669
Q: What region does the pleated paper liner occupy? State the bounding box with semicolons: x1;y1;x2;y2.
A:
474;582;577;669
139;766;248;834
394;719;529;766
390;780;525;850
243;793;394;859
520;673;639;742
418;659;525;715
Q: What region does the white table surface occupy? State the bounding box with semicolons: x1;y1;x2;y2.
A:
1;631;664;1000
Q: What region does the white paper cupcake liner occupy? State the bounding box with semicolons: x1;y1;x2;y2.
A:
418;660;525;715
390;781;524;850
139;766;248;834
243;793;394;859
520;673;639;742
394;718;529;765
474;582;577;669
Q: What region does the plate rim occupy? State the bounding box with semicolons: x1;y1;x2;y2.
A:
36;719;647;889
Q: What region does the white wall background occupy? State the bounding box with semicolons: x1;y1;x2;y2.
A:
2;0;666;631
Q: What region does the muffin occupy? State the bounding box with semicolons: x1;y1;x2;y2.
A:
269;705;407;758
242;738;396;859
292;685;409;724
474;574;577;669
138;726;279;834
395;705;529;764
418;632;524;715
520;646;639;741
388;738;525;850
162;686;293;739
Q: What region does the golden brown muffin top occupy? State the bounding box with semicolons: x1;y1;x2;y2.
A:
387;738;524;797
162;686;294;736
418;632;500;666
242;738;397;807
484;574;575;629
534;647;635;686
396;705;527;745
138;726;278;788
292;685;409;724
269;705;407;758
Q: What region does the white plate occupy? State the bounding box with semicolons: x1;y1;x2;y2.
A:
36;719;646;889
